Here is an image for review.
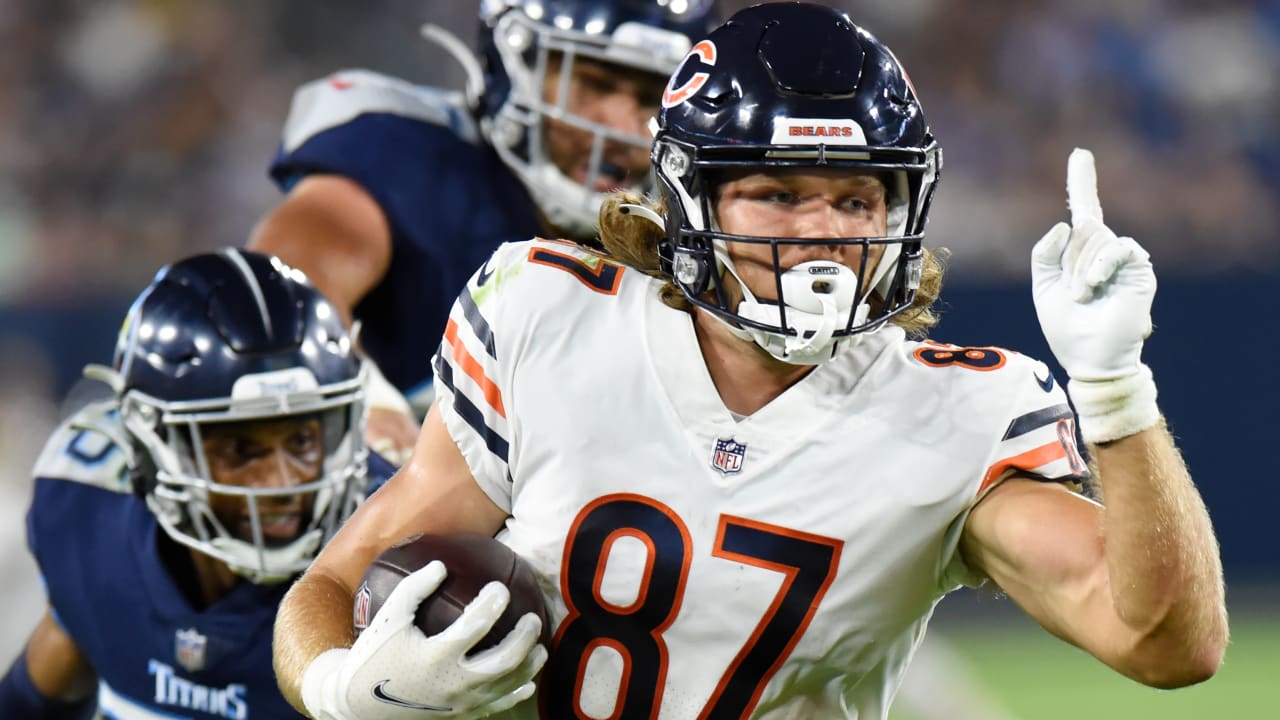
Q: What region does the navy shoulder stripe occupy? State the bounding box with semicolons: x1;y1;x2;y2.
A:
434;353;509;463
1003;403;1073;441
458;288;497;360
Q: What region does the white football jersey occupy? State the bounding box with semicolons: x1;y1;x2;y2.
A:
434;239;1087;720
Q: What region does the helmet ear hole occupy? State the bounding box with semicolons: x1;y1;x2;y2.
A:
673;249;710;297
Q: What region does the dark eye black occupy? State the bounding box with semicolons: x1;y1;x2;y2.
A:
635;83;665;109
288;428;319;454
579;74;614;95
208;438;256;468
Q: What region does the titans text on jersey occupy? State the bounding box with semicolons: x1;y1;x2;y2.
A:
27;402;299;719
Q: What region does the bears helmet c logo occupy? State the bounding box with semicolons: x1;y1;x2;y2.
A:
661;40;717;108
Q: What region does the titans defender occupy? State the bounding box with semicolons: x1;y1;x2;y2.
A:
0;250;393;719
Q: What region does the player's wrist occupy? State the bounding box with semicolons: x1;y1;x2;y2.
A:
1067;363;1160;444
300;647;351;720
0;653;95;720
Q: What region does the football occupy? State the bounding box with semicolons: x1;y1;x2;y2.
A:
352;533;550;654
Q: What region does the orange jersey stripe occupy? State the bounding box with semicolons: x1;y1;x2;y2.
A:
444;318;506;418
979;440;1068;494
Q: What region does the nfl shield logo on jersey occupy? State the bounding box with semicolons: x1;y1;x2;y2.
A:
353;581;373;631
175;627;208;673
711;438;747;475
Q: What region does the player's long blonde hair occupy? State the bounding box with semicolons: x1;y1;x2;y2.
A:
598;192;947;337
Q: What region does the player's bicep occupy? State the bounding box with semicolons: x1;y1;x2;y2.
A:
248;174;391;319
962;478;1121;648
399;401;509;535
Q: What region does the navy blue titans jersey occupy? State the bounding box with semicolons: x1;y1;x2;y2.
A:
25;402;395;720
270;70;543;413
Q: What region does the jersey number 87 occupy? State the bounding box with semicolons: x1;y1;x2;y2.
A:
542;493;843;719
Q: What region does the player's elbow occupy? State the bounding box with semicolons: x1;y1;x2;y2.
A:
1125;634;1226;689
1131;652;1222;689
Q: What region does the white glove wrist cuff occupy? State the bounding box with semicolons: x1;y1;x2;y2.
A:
1067;364;1160;444
301;648;350;720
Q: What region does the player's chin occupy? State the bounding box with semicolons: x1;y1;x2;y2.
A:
571;159;636;193
235;514;303;544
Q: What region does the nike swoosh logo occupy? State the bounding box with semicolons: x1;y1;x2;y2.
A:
476;260;495;287
371;680;452;712
1034;370;1055;392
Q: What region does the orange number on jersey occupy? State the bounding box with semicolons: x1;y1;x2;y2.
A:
912;342;1008;371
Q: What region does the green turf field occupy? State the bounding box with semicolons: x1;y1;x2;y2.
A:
892;610;1275;720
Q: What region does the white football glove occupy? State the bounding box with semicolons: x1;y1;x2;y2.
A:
301;561;548;720
1031;148;1160;444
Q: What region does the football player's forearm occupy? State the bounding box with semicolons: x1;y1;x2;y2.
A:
0;652;95;719
1;611;96;718
1091;422;1227;685
247;174;391;326
273;569;357;714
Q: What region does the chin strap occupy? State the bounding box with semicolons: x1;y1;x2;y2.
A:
209;530;323;584
620;202;907;365
480;102;607;238
727;259;866;365
525;162;606;238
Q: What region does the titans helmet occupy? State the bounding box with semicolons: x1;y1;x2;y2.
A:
651;2;942;364
475;0;718;237
97;249;366;583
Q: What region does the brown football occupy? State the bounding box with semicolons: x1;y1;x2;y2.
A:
352;533;550;654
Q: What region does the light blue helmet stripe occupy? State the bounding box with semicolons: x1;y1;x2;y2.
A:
219;248;274;338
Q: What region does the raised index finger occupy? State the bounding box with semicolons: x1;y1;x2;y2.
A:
1066;147;1104;226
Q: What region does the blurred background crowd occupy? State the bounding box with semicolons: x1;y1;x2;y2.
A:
1;0;1275;304
1;1;1276;714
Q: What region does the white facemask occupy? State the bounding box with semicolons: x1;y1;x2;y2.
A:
208;530;324;585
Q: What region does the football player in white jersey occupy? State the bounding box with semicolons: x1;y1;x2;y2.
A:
273;4;1227;719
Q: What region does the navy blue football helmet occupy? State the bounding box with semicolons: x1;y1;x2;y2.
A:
651;2;942;363
90;249;366;583
472;0;718;236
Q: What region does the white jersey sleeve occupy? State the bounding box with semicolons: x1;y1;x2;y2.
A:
281;69;480;153
977;355;1089;496
912;342;1090;589
432;245;519;511
432;239;630;512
